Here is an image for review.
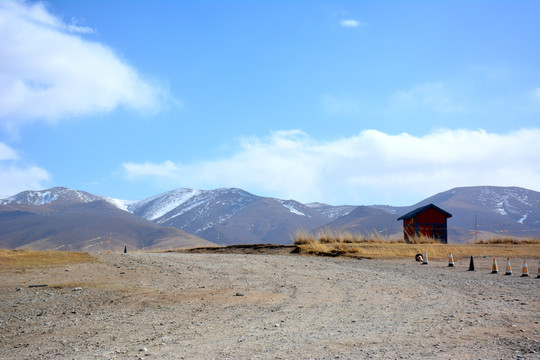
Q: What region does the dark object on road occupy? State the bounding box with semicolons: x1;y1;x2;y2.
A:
468;256;475;271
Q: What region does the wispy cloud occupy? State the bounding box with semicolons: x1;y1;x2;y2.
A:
121;128;540;205
0;142;50;198
321;94;360;115
0;0;165;129
390;82;465;114
124;160;179;179
1;0;94;33
339;19;364;28
533;87;540;101
0;142;18;160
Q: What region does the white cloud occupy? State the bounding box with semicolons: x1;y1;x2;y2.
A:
0;0;165;129
339;19;363;28
0;142;19;160
121;128;540;205
0;142;50;198
123;160;179;179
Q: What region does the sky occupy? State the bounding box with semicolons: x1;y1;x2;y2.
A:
1;0;539;206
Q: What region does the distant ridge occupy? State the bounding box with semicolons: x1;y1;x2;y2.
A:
0;188;214;251
0;187;101;206
127;188;333;245
409;186;540;241
1;185;539;249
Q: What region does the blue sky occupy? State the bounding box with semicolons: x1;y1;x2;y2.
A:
1;0;539;205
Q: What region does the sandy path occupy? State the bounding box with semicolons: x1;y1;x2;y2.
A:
1;253;539;359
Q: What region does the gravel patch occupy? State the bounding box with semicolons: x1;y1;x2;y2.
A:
1;253;539;359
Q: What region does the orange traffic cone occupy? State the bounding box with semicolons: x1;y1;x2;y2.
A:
521;260;529;277
491;258;499;274
448;254;455;267
505;258;512;276
422;251;429;265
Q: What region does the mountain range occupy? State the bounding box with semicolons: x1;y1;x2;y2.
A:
0;188;214;251
1;186;539;250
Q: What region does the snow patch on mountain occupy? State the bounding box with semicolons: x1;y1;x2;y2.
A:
277;200;307;217
104;198;138;212
0;187;100;206
496;200;508;216
477;187;539;223
135;188;261;235
157;198;207;224
132;189;202;221
306;202;355;219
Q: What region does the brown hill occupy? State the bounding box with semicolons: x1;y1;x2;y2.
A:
0;200;214;251
322;187;540;243
161;196;331;245
322;206;400;239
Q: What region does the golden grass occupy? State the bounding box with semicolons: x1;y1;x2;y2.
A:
292;228;397;245
295;242;540;259
292;228;439;245
0;249;96;270
291;229;540;259
475;237;540;245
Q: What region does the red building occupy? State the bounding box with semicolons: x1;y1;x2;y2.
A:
397;204;452;243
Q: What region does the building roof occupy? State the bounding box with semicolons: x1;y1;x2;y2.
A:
397;203;452;221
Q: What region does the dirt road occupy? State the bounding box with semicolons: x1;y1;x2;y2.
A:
1;252;539;359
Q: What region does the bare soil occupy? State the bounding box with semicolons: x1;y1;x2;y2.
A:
1;250;539;359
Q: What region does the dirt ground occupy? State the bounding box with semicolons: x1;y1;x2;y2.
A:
1;251;539;359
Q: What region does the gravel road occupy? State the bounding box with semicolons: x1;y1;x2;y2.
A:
1;252;539;359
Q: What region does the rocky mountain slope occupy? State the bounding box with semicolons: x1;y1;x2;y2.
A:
0;188;214;251
411;186;540;241
121;185;540;244
322;206;400;239
1;186;539;249
326;186;540;242
128;188;333;245
0;187;102;206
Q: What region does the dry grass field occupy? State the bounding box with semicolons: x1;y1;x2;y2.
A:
292;229;540;259
0;249;96;270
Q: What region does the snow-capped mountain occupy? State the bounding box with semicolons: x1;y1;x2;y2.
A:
409;186;540;227
2;185;539;247
0;188;214;251
138;188;258;225
124;188;330;245
0;187;102;206
374;186;540;241
0;186;339;246
305;186;540;242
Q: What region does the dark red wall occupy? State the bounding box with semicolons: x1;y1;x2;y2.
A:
416;207;448;224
